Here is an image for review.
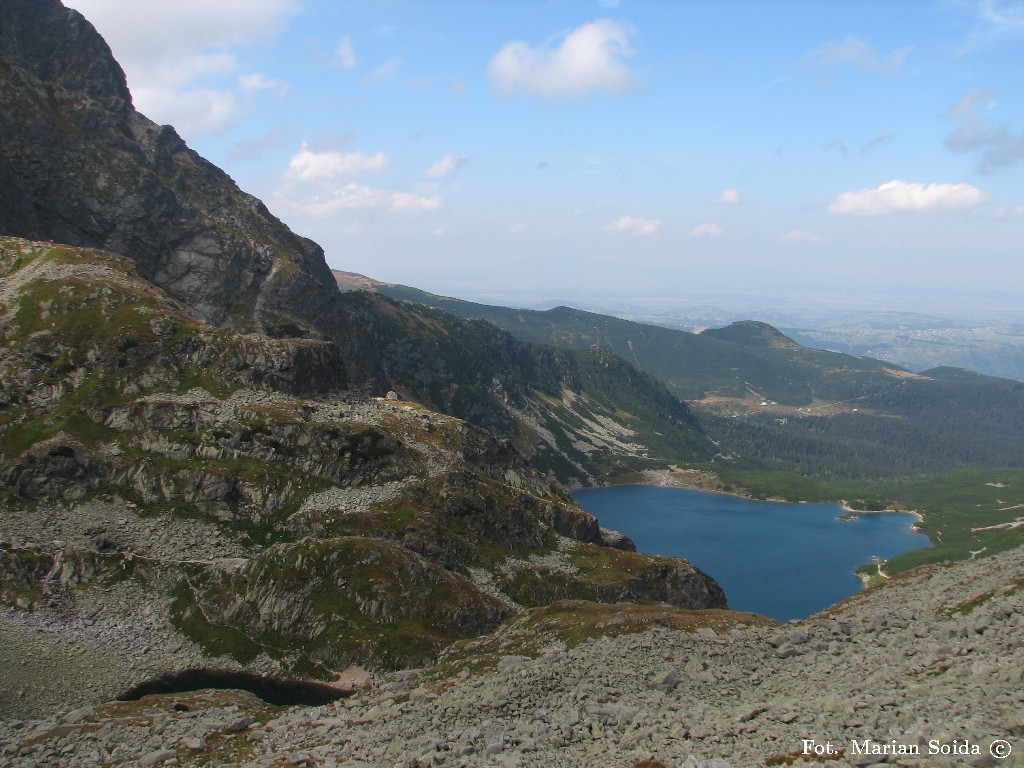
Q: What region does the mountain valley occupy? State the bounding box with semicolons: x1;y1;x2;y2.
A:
1;2;1023;766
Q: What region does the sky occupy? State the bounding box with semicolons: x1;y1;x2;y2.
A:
66;0;1024;313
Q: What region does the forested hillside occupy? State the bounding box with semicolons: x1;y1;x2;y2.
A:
359;280;1024;482
338;291;715;484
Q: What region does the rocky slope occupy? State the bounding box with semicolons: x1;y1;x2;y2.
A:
0;236;725;709
2;541;1021;767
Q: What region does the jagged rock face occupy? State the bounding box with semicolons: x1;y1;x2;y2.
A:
0;0;373;373
0;0;130;108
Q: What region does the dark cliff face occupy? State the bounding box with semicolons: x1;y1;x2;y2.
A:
0;0;387;387
0;0;132;110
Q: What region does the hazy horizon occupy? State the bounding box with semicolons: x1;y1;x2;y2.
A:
69;0;1024;317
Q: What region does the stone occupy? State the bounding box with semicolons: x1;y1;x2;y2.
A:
649;670;681;693
223;716;257;733
138;749;177;766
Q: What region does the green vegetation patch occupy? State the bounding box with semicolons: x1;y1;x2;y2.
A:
867;468;1024;573
170;537;511;676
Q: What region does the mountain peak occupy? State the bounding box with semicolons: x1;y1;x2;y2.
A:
0;0;132;111
0;0;377;378
699;320;801;349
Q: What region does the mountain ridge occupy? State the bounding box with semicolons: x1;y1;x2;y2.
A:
353;277;1024;482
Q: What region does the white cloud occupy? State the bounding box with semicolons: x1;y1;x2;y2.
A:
427;153;469;179
943;89;1024;174
283;184;442;218
994;205;1024;218
782;229;825;243
278;141;440;221
801;35;912;76
337;36;357;69
827;180;986;215
390;192;444;213
68;0;298;133
716;188;741;204
130;85;239;134
689;222;723;237
509;223;527;235
286;144;390;182
239;72;287;97
960;0;1024;51
489;19;637;98
363;58;402;86
605;215;662;235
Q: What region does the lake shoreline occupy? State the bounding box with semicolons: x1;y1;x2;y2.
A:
626;467;927;527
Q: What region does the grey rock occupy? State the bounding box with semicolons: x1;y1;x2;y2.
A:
138;749;177;766
222;715;257;733
649;669;681;693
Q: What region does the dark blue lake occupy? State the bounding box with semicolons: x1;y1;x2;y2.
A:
572;486;930;621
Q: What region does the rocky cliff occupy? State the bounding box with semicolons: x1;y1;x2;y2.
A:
0;0;722;486
0;0;380;381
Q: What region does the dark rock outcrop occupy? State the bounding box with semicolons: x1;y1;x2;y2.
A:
0;0;382;385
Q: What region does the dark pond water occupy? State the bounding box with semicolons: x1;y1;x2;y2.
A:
573;486;930;621
117;669;350;706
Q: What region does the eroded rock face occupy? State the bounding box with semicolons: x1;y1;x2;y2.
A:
0;0;364;359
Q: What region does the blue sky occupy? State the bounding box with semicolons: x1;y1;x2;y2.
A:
69;0;1024;310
